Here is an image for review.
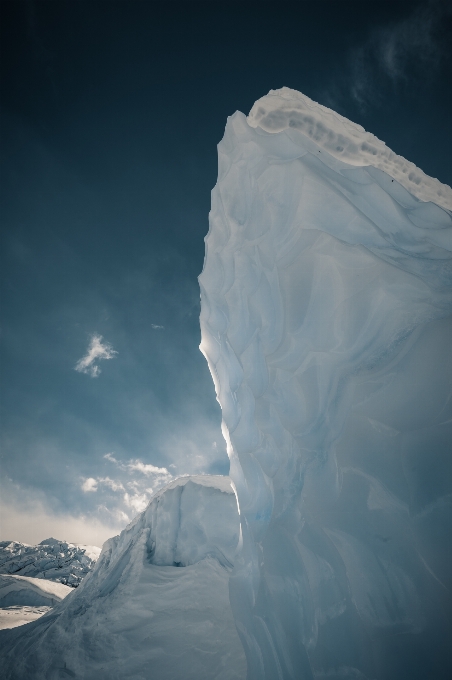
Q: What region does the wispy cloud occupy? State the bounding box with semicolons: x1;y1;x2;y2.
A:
350;0;450;108
74;334;117;377
377;1;447;80
81;476;125;494
127;460;170;476
103;452;171;478
151;324;164;330
95;452;175;519
318;0;451;113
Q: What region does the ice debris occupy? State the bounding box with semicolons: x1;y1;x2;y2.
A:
0;538;101;587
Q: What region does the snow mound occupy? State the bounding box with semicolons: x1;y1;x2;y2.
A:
0;476;246;680
0;606;53;631
0;575;72;631
247;87;452;210
0;539;100;587
0;575;71;608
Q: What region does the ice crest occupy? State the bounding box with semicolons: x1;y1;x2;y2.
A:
247;87;452;211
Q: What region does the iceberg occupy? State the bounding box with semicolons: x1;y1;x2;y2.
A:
199;88;452;679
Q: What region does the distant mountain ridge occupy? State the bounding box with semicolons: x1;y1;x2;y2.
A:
0;538;101;587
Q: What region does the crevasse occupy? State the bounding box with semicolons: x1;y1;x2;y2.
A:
199;88;452;680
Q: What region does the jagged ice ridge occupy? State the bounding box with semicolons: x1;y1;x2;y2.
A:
0;538;101;588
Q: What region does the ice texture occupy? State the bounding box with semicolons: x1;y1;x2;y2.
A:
247;88;452;211
0;476;246;679
0;575;72;631
199;88;452;679
0;538;101;587
0;574;71;608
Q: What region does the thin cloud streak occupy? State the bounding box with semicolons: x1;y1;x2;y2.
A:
103;452;171;478
317;0;451;113
349;0;451;108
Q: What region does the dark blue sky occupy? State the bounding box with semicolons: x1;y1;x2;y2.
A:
1;0;451;544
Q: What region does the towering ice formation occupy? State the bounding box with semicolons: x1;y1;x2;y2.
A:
199;88;452;679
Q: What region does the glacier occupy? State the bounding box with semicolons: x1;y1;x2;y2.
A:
0;88;451;680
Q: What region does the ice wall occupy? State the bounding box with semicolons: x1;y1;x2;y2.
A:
199;88;452;680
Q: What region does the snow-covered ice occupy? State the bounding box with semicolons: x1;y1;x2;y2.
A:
0;575;72;630
0;538;101;587
0;574;72;607
199;87;452;679
1;88;451;679
0;606;54;631
0;539;99;631
0;476;246;679
247;88;452;210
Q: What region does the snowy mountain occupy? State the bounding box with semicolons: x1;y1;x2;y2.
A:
0;475;246;679
0;538;101;587
1;88;451;680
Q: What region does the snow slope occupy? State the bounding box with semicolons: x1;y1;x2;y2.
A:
0;476;246;680
199;88;452;679
0;575;72;607
0;575;72;630
0;538;101;587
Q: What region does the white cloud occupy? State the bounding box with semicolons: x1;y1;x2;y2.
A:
151;324;164;330
123;492;149;514
82;475;125;494
96;504;130;525
99;477;125;492
103;452;172;479
100;452;175;517
126;459;170;477
74;334;117;378
82;477;98;492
